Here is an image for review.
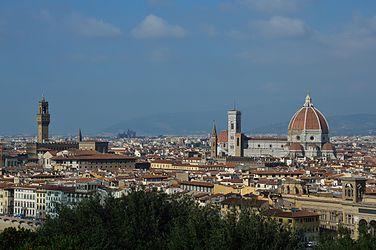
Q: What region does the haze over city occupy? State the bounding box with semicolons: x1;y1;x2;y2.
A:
1;0;376;135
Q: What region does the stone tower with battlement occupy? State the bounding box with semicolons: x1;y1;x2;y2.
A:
37;97;50;143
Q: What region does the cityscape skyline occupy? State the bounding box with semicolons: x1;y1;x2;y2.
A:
2;1;376;247
1;1;376;134
2;94;376;137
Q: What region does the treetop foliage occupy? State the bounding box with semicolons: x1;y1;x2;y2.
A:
1;190;376;250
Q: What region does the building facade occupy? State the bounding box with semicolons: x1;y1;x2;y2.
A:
281;177;376;239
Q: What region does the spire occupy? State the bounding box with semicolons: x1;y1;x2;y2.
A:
211;120;217;137
304;93;313;107
210;120;218;158
77;128;82;142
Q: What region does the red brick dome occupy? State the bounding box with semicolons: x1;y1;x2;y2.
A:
288;95;329;134
322;142;335;151
289;143;304;151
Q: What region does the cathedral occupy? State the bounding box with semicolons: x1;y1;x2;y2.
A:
211;94;336;160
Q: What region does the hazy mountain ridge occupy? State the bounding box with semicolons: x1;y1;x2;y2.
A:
105;113;376;136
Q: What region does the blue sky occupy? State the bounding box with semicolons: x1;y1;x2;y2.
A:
1;0;376;135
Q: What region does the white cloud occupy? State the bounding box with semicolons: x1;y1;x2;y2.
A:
131;14;187;39
240;0;305;13
317;14;376;54
149;48;172;62
66;15;121;38
254;16;311;38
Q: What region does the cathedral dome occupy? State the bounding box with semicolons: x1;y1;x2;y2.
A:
322;142;335;151
289;143;304;151
288;95;329;134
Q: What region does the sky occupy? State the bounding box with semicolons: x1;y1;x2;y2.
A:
1;0;376;135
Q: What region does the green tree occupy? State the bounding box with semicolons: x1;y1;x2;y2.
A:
0;190;307;250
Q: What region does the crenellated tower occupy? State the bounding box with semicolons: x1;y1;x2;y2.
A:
37;97;50;143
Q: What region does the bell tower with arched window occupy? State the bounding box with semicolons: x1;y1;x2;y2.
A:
342;176;366;203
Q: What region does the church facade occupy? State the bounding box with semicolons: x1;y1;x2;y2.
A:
211;95;336;160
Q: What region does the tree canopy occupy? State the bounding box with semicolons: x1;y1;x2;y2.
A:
1;190;376;249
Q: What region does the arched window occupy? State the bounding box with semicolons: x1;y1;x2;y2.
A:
344;183;354;200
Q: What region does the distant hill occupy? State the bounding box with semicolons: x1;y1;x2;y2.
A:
104;113;376;136
103;111;227;136
251;114;376;136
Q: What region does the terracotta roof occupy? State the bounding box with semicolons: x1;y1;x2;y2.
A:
289;143;304;151
221;179;243;183
143;175;169;180
252;170;304;175
264;209;319;218
180;180;214;188
288;98;329;133
322;142;335;151
152;159;173;164
75;178;97;183
52;153;136;161
218;130;228;143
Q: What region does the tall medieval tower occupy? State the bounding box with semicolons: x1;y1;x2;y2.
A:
210;122;217;158
37;97;50;143
0;143;4;168
77;128;83;142
227;109;241;156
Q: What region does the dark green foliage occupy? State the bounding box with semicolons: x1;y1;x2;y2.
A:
316;224;376;250
0;190;303;249
0;227;37;250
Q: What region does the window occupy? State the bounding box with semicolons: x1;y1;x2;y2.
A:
296;136;300;140
231;123;234;130
310;136;314;141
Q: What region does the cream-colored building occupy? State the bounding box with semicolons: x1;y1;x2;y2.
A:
281;176;376;239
